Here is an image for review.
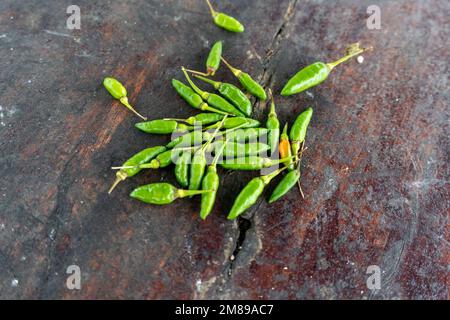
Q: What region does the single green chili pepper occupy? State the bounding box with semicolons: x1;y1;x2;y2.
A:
135;119;193;134
266;89;280;156
210;128;268;143
130;183;211;205
113;149;176;170
227;167;286;220
221;57;267;101
174;151;191;188
182;67;244;117
268;170;301;204
200;139;228;220
220;155;295;171
164;113;225;126
281;43;371;96
204;117;260;130
188;41;223;76
166;130;204;149
279;124;294;170
205;0;244;33
290;107;313;164
211;141;270;158
108;146;166;194
103;77;147;120
189;116;227;191
193;75;252;117
172;79;230;115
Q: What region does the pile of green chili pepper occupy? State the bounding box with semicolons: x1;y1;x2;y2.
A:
102;28;370;220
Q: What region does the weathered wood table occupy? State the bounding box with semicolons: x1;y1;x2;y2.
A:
0;0;448;299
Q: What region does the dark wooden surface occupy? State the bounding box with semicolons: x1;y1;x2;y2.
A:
0;0;448;299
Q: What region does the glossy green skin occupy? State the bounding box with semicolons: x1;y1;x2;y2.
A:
218;83;252;116
130;183;179;205
206;41;222;75
103;77;127;99
290;107;313;160
281;62;330;96
185;113;224;125
189;150;207;191
172;79;204;108
206;93;244;116
152;149;174;168
214;13;244;33
174;152;191;188
266;113;280;156
212;141;269;158
220;156;280;170
239;73;267;100
200;166;219;219
228;178;264;219
220;128;269;143
120;146;166;177
166;130;203;149
135;120;191;134
268;170;300;203
208;117;260;130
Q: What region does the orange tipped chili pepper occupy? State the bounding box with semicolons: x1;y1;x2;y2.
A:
279;124;294;170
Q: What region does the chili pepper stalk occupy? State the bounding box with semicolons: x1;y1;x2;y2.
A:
103;77;147;120
281;43;372;96
266;89;280;156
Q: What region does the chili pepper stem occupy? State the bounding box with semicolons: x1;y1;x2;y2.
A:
296;142;306;198
326;43;372;71
119;97;147;120
205;0;218;17
193;74;219;88
184;68;210;77
178;189;214;198
260;166;287;185
220;57;241;77
108;171;128;194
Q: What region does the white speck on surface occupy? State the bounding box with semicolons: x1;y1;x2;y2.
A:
199;35;209;48
195;279;202;291
230;255;235;261
305;91;314;99
0;34;6;38
174;16;181;21
10;16;14;20
27;80;32;84
0;223;5;230
20;256;26;261
49;228;56;240
357;55;364;64
10;47;13;51
283;267;288;270
11;279;19;287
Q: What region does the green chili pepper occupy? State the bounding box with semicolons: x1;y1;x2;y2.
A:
172;79;230;115
130;183;211;205
205;0;244;33
212;128;268;143
227;167;285;220
220;155;295;171
193;75;252;117
103;77;147;120
211;141;270;158
221;58;267;101
182;67;244;117
166;130;204;149
266;89;280;156
174;151;191;188
290;107;313;164
200;139;229;220
281;43;371;96
268;170;301;204
108;146;166;194
189;116;227;191
135;119;193;134
113;149;176;171
279;124;294;170
165;113;225;126
205;117;260;130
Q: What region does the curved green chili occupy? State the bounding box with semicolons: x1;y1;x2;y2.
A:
135;119;193;134
174;151;191;188
268;170;300;203
193;75;252;117
227;167;285;220
172;79;230;115
290;107;313;164
204;117;260;130
219;155;295;171
165;113;225;126
281;43;371;96
108;146;166;194
181;67;244;116
103;77;147;120
211;141;269;158
266;89;280;156
113;149;175;171
205;0;244;33
221;58;267;101
206;41;222;76
130;183;211;205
